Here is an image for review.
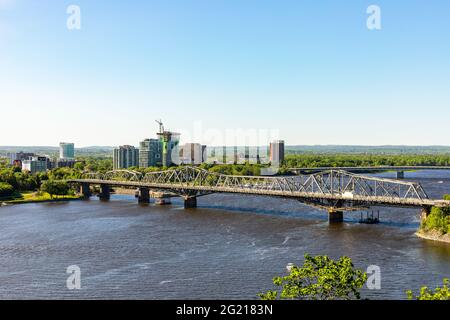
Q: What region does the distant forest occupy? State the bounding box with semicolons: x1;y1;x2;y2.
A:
285;145;450;155
283;154;450;168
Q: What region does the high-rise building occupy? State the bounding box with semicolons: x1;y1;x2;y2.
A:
256;146;261;164
157;131;180;167
53;159;77;168
22;156;50;174
113;145;139;169
269;140;285;165
60;142;75;159
202;145;207;163
139;139;162;168
180;143;205;165
222;146;227;164
244;146;250;163
8;152;35;166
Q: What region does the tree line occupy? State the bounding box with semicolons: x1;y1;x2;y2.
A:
282;154;450;168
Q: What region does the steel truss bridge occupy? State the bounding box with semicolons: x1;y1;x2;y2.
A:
68;166;450;222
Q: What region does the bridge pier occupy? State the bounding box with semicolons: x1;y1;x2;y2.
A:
99;185;110;200
155;197;171;205
138;187;150;203
81;183;91;198
150;191;172;205
184;197;197;209
396;171;405;179
328;209;344;223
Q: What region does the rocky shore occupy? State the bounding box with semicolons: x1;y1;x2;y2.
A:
416;230;450;244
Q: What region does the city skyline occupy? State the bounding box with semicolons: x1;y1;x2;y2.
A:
1;1;450;146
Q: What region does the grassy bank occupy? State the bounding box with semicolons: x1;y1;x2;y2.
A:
1;191;82;205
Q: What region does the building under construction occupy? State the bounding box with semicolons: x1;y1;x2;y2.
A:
155;120;180;167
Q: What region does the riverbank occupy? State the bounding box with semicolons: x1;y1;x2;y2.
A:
1;192;82;205
416;230;450;244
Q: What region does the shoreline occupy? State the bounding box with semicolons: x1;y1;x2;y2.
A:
1;195;83;206
415;230;450;244
1;188;137;206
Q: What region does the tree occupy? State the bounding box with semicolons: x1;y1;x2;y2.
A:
406;278;450;300
258;254;367;300
40;180;69;199
0;182;14;197
421;206;450;235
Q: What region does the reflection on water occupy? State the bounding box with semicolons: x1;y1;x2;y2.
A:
0;171;449;299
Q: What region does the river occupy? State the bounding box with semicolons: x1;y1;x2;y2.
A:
0;170;449;299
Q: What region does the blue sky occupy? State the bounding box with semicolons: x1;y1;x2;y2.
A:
1;0;449;147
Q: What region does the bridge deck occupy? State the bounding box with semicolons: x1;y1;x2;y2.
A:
69;178;450;209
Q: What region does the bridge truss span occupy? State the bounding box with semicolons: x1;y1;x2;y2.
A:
70;166;450;211
140;167;428;199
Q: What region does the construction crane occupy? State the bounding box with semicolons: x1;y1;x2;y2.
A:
155;119;164;134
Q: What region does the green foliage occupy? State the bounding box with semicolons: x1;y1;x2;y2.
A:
0;168;40;191
76;156;112;172
406;278;450;300
40;180;69;199
0;182;14;197
444;194;450;201
421;207;450;235
282;154;450;168
48;167;82;180
0;158;8;167
73;162;85;171
258;254;367;300
0;157;113;194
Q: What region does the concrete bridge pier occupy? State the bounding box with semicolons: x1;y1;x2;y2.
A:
138;187;150;203
151;191;172;205
99;185;110;200
396;171;405;179
155;197;171;205
81;183;91;198
328;209;344;223
184;197;197;209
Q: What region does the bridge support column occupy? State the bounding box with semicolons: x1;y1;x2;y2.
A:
138;187;150;203
328;209;343;223
81;183;91;198
99;185;110;200
396;171;405;179
184;197;197;209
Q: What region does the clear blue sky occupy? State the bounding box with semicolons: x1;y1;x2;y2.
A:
1;0;449;147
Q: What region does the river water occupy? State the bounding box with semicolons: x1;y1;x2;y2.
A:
0;171;449;299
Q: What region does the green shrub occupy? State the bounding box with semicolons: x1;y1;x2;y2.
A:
407;278;450;300
258;254;367;300
421;207;450;235
0;182;14;197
